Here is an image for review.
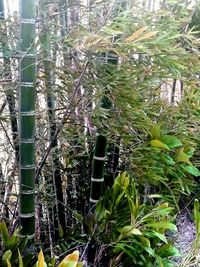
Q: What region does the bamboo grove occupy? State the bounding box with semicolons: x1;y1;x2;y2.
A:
1;0;200;265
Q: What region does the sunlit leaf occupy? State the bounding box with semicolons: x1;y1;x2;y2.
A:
120;226;142;236
58;250;80;267
150;140;170;151
176;148;193;166
37;250;47;267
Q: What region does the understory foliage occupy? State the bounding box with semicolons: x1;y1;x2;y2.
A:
1;0;200;266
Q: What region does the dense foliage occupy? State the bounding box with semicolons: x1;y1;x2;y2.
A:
1;0;200;266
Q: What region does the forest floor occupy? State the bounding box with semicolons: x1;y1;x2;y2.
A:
174;210;200;266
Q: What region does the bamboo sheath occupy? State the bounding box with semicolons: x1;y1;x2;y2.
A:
19;0;36;238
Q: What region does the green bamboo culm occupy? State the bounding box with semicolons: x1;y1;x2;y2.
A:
19;0;36;239
90;135;107;206
89;52;118;208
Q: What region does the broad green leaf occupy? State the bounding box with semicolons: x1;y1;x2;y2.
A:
157;207;174;216
183;165;200;177
150;140;170;151
146;222;177;231
120;226;142;236
144;247;155;257
138;236;151;247
0;222;10;245
157;244;181;257
147;230;168;243
163;154;175;166
6;232;20;251
176;148;193;166
161;135;182;149
10;236;28;264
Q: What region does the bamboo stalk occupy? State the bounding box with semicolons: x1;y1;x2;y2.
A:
89;52;118;207
19;0;36;239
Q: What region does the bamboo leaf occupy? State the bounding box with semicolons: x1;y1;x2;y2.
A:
147;230;168;243
135;31;158;42
0;222;10;245
150;140;170;151
146;222;177;231
144;246;155;257
125;26;149;42
176;148;193;166
150;124;161;139
120;226;142;236
183;165;200;177
2;250;12;267
161;135;182;149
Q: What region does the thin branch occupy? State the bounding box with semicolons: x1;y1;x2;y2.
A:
35;61;89;181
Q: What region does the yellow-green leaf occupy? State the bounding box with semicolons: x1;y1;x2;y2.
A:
176;148;193;166
37;250;47;267
58;250;79;267
150;124;161;138
6;259;11;267
0;222;9;244
150;140;170;151
121;226;142;236
2;250;12;267
18;249;23;267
